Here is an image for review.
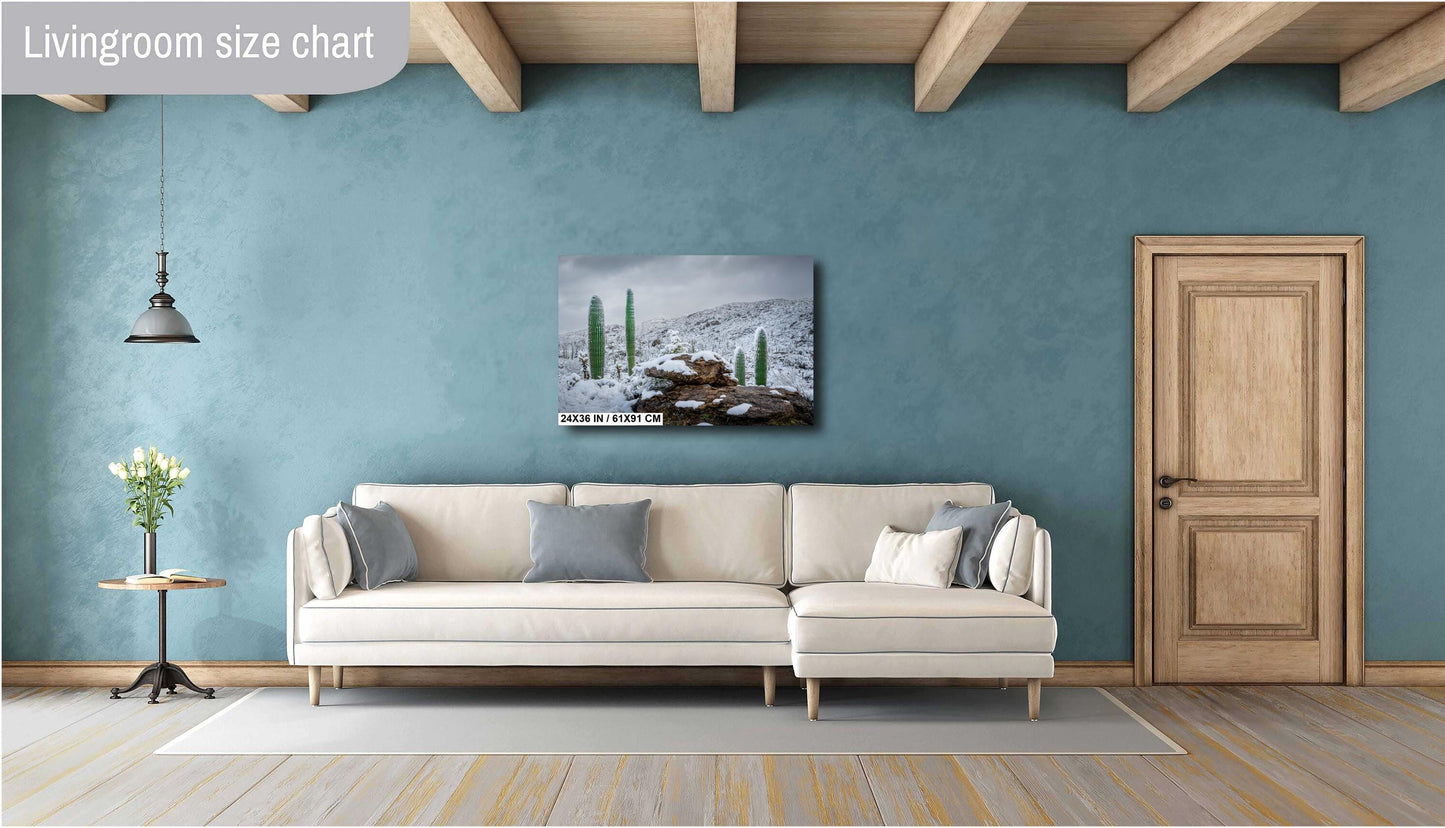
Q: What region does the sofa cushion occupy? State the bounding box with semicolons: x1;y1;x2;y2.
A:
571;484;785;586
864;526;962;589
335;501;419;590
524;500;652;583
295;512;351;599
788;484;995;585
788;582;1056;654
351;484;568;581
925;500;1013;588
298;581;790;644
988;514;1036;596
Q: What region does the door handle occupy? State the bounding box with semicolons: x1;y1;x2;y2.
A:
1158;475;1199;488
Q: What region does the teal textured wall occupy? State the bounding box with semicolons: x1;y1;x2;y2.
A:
4;64;1443;663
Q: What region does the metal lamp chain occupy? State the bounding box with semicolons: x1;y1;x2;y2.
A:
159;96;166;254
157;96;167;293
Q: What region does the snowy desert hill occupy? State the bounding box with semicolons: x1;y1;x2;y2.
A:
558;298;813;414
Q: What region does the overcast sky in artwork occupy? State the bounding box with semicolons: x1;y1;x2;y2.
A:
558;255;813;333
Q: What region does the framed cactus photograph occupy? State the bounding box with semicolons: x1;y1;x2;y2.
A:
558;255;814;426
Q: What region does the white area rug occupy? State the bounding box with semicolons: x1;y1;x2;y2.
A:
158;685;1183;755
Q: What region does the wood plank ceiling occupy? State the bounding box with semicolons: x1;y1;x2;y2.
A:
42;2;1445;115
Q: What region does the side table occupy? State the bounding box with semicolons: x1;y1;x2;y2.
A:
98;578;227;703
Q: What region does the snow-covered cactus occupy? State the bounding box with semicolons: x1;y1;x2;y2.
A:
588;296;606;379
754;328;768;386
625;289;637;374
733;345;747;385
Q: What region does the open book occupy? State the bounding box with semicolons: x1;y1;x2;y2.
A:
124;568;207;585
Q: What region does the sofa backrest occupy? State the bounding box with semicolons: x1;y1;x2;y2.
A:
788;483;995;584
351;483;567;581
571;483;785;586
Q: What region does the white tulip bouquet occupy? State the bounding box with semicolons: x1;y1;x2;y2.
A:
109;446;191;533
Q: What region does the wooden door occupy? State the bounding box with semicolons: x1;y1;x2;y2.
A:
1152;253;1345;683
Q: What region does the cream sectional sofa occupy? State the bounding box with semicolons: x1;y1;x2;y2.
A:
287;482;1054;720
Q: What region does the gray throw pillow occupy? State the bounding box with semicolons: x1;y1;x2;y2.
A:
525;500;652;583
926;499;1013;588
335;501;419;590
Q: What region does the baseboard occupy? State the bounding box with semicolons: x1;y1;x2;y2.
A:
1362;661;1445;686
1;660;1134;688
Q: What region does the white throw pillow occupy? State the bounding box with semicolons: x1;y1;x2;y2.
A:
297;511;352;599
864;525;963;589
987;514;1036;595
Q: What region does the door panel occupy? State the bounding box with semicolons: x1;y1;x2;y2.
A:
1153;254;1344;684
1189;520;1313;629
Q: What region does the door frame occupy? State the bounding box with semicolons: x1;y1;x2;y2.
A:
1133;235;1365;686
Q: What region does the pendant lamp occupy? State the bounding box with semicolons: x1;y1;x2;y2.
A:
126;97;198;344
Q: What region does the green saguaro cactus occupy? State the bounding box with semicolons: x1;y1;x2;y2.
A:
754;328;768;386
625;289;637;374
588;296;606;379
733;345;747;386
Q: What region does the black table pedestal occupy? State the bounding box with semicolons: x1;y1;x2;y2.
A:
109;590;216;703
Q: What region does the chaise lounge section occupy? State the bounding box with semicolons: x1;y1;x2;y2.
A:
787;484;1054;720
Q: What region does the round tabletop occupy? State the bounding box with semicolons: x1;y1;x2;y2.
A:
98;578;226;591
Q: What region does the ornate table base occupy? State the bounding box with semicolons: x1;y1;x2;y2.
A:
106;588;217;704
111;660;215;703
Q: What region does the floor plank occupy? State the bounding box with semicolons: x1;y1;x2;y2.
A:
207;754;428;825
1245;688;1445;813
375;755;571;825
1190;686;1440;824
1111;687;1382;825
2;690;245;826
1097;754;1234;824
549;755;715;824
1410;686;1445;705
65;754;286;825
2;688;123;756
1130;753;1272;827
860;755;999;825
1295;685;1445;760
709;755;887;825
712;756;774;825
315;755;431;825
1000;758;1107;825
1066;755;1222;825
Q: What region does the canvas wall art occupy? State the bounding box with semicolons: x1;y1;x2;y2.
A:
558;255;814;426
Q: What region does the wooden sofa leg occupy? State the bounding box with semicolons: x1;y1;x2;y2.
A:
763;666;776;707
333;666;344;690
309;666;321;706
1028;678;1041;721
806;678;820;721
999;677;1008;690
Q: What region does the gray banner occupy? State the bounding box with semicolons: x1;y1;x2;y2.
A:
3;2;409;94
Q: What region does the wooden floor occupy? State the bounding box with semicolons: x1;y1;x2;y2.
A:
4;685;1445;825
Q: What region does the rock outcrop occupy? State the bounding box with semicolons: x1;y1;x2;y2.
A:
634;353;812;426
641;353;734;386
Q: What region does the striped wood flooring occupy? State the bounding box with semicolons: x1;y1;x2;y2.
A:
3;685;1445;825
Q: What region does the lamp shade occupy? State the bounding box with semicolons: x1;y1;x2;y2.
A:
126;302;198;343
125;251;198;343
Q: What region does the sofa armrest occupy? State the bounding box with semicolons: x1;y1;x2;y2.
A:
1026;526;1051;613
286;526;314;664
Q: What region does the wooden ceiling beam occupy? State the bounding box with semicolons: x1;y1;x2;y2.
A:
1127;2;1316;112
914;2;1028;112
253;95;311;113
1339;5;1445;111
414;2;522;112
695;3;738;111
39;95;106;113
